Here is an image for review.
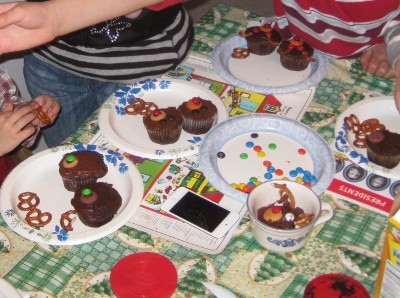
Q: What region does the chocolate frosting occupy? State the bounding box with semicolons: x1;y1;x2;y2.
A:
71;182;122;227
366;129;400;155
143;107;183;130
178;99;217;120
59;150;108;179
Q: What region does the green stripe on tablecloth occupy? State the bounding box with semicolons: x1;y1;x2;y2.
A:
282;274;311;298
4;246;78;295
65;233;138;273
316;209;386;249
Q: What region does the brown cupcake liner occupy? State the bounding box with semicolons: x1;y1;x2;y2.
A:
247;41;276;56
62;177;98;192
280;55;310;71
367;148;400;169
77;214;114;227
182;115;217;135
146;126;182;145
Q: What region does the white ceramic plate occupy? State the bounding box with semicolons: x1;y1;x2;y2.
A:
199;114;335;203
98;78;229;159
211;34;330;94
334;96;400;179
0;279;21;298
0;144;144;245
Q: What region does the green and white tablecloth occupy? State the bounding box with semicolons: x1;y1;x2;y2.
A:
0;3;395;297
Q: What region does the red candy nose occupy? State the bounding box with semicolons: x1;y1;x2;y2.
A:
272;206;281;213
191;97;201;105
152;109;161;116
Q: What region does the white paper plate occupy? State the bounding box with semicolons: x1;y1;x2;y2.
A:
98;78;229;159
199;114;335;203
211;34;330;94
334;96;400;179
0;144;144;245
0;279;21;298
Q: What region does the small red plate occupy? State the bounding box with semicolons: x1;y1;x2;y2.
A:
110;252;178;298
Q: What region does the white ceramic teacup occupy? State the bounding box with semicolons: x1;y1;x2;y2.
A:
247;180;333;253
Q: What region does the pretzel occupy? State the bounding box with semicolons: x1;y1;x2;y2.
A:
295;213;315;228
360;118;385;132
273;183;295;208
25;208;52;227
60;210;77;232
124;98;158;116
344;114;361;132
34;106;51;125
344;114;386;148
17;192;40;211
231;47;250;59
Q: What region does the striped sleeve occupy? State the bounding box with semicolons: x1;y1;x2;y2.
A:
273;0;400;59
384;20;400;68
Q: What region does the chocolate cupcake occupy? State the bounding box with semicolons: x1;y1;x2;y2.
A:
278;36;315;71
177;97;218;135
71;182;122;228
143;107;183;145
59;150;108;192
366;129;400;169
239;24;282;55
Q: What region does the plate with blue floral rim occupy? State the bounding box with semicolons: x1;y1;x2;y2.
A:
0;144;144;245
199;114;335;204
98;78;229;159
211;34;329;95
334;96;400;179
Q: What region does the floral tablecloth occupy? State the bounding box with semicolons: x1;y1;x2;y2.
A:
0;3;395;297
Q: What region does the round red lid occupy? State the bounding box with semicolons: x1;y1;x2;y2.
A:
303;273;370;298
110;252;178;298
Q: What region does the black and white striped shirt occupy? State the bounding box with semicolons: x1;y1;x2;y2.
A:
31;5;194;83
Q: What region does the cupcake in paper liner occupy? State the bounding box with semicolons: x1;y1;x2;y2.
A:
71;183;122;227
278;36;315;71
366;130;400;169
239;24;282;56
178;97;218;135
59;150;108;192
143;107;183;145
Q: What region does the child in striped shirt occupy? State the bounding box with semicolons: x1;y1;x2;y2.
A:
273;0;400;111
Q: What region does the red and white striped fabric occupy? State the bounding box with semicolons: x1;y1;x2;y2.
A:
0;70;39;149
273;0;400;65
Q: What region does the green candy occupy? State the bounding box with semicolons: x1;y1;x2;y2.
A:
66;154;76;163
82;188;92;196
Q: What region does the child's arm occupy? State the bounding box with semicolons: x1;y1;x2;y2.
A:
0;102;37;156
0;0;163;54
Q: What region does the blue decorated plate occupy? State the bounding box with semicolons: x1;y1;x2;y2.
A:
211;34;329;94
98;78;228;159
0;144;144;245
334;96;400;179
199;114;335;203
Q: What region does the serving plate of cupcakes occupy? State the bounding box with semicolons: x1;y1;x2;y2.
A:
335;96;400;179
98;78;229;159
199;114;336;203
211;24;330;94
0;144;144;245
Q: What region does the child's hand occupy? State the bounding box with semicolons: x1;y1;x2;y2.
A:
0;102;37;156
360;44;395;79
30;94;60;127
